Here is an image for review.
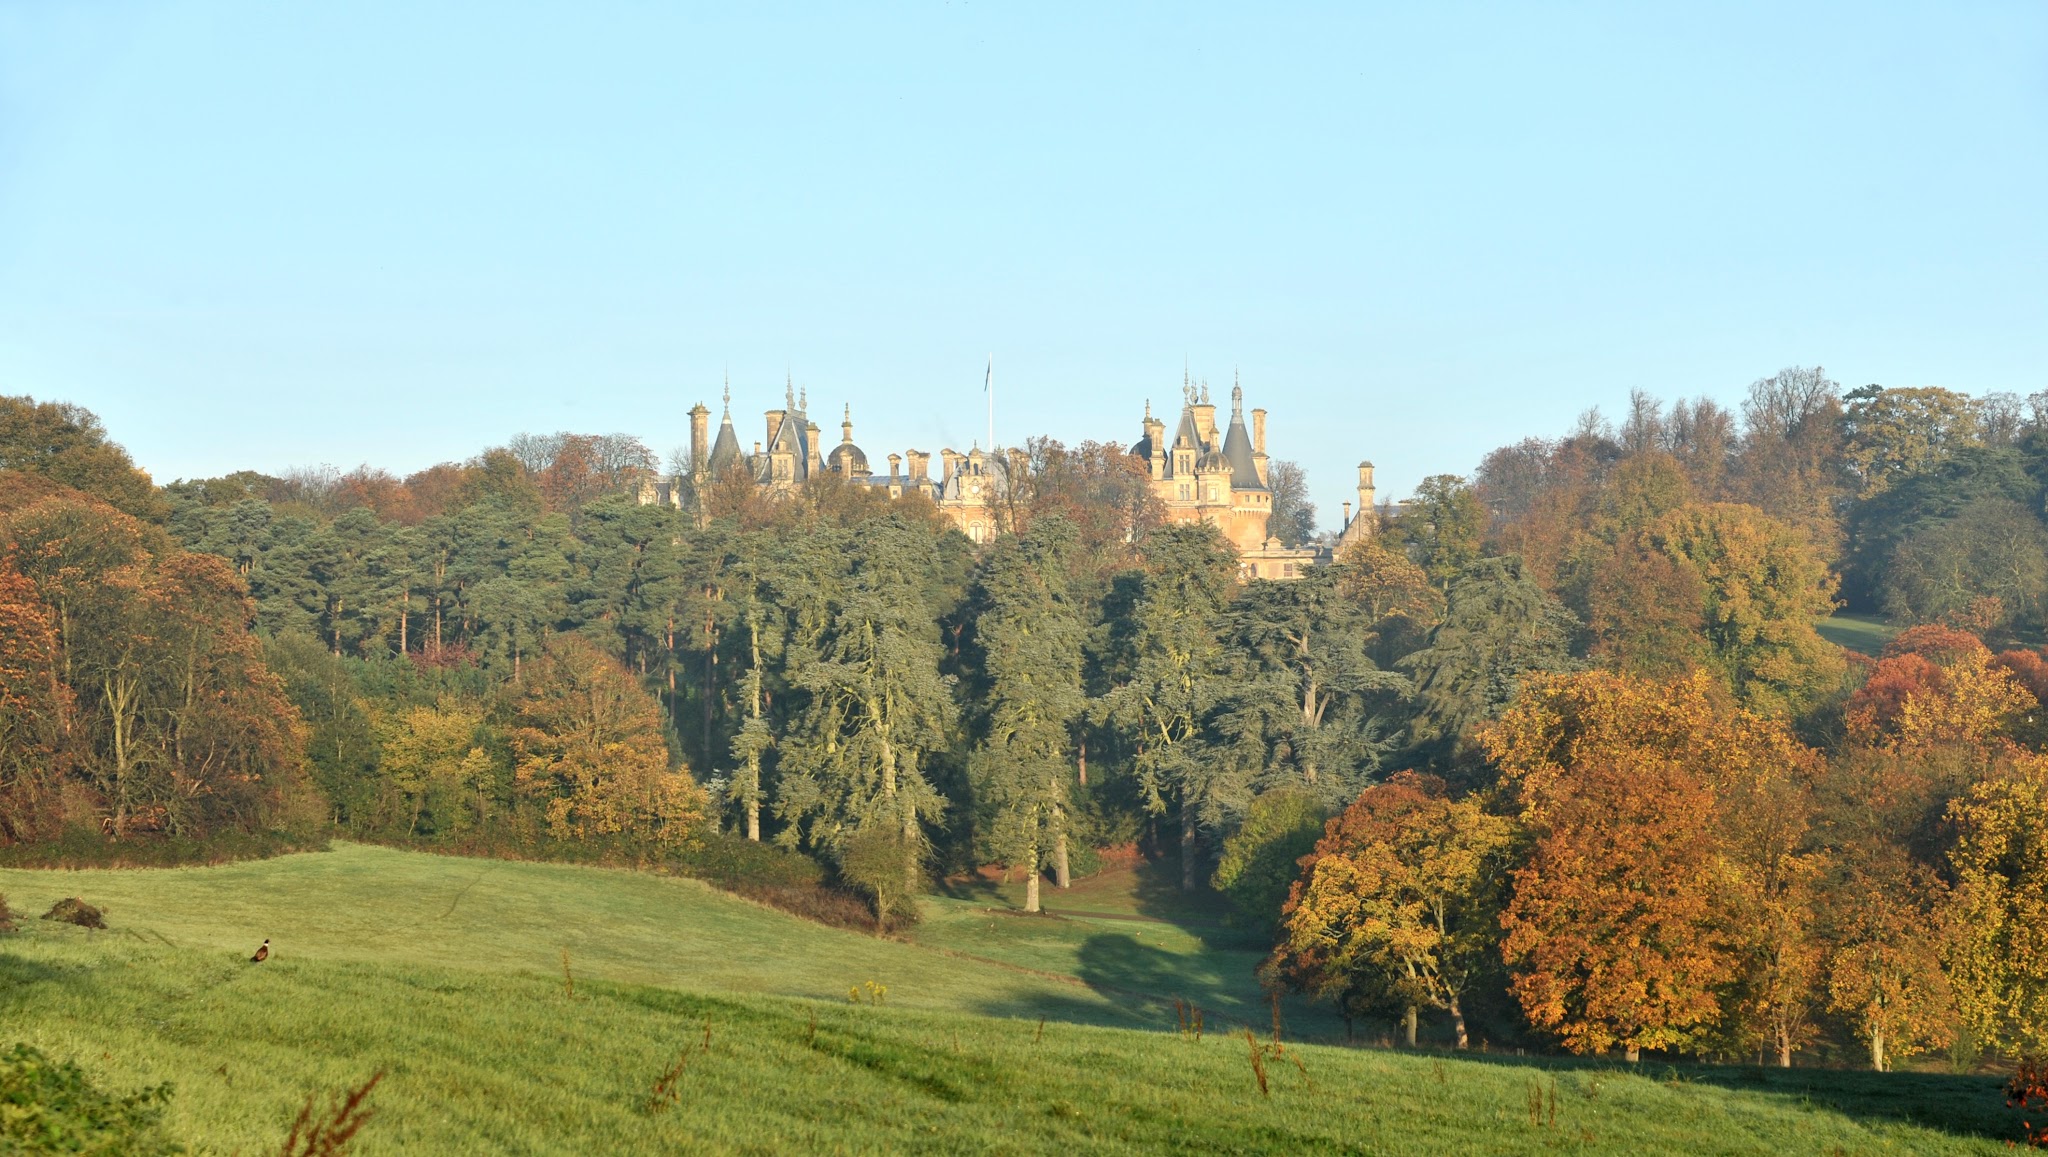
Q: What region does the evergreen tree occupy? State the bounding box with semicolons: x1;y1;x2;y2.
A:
968;517;1087;911
777;519;958;895
1104;523;1239;891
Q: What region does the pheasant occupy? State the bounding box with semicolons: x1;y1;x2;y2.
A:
250;939;269;963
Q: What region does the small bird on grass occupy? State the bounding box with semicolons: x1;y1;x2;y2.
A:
249;939;269;963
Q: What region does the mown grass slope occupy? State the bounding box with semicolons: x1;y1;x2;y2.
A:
1817;611;1901;655
0;844;2020;1153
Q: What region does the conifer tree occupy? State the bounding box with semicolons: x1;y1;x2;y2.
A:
968;517;1086;911
777;519;957;896
1104;524;1239;891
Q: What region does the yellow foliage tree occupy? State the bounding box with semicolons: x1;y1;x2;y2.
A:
512;635;703;845
1268;772;1511;1048
1946;754;2048;1057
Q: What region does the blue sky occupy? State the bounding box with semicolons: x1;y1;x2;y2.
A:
1;2;2042;525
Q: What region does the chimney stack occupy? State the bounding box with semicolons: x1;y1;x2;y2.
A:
905;449;930;481
1251;408;1266;455
689;403;710;476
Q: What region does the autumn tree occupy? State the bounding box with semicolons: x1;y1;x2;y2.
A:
0;395;167;521
511;634;702;844
1821;842;1955;1071
1485;671;1819;1061
1270;772;1510;1048
378;701;497;836
1945;756;2048;1058
1631;503;1844;715
0;559;70;842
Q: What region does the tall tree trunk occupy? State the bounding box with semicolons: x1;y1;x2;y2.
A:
1776;1025;1792;1068
1053;826;1071;890
399;589;408;654
1024;844;1041;914
1449;993;1469;1049
1180;802;1197;892
1625;1045;1641;1063
1404;1005;1418;1047
1870;1029;1886;1073
1077;737;1087;787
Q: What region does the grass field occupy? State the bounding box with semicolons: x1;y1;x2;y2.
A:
0;844;2023;1153
1817;611;1901;655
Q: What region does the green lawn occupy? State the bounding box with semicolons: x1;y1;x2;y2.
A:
920;860;1342;1038
0;844;2023;1153
1817;611;1901;655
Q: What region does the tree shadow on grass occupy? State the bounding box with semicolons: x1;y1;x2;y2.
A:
1422;1047;2017;1145
0;952;71;1009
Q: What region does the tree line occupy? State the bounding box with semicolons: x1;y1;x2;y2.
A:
0;368;2044;1071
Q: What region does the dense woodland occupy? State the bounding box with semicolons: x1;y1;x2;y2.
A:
2;368;2047;1073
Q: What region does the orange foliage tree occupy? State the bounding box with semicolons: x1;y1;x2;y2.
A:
0;488;313;840
1845;628;2037;750
1484;670;1822;1061
0;559;71;842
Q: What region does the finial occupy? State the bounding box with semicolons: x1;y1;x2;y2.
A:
1144;398;1152;420
1232;370;1243;415
785;373;795;410
799;385;807;410
721;373;731;415
843;403;851;422
1200;381;1210;404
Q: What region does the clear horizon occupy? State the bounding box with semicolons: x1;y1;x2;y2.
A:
2;2;2043;528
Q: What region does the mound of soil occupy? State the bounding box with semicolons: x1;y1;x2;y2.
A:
41;897;105;929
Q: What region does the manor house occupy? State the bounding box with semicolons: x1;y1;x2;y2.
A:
644;377;1369;581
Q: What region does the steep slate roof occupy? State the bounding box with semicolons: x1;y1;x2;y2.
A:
1221;393;1264;490
708;413;742;473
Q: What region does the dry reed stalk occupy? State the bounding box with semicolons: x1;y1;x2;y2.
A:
278;1071;383;1156
643;1054;688;1115
1242;1027;1269;1098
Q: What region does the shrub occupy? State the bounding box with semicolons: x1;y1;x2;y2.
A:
0;1043;179;1155
41;898;105;930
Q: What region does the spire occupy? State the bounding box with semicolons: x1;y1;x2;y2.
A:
1144;398;1152;420
785;373;795;410
1232;376;1244;417
721;374;731;417
841;403;853;442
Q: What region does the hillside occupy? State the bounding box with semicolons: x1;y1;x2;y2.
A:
0;846;2021;1153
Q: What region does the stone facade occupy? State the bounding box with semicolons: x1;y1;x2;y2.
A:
1131;379;1318;580
643;376;1352;580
